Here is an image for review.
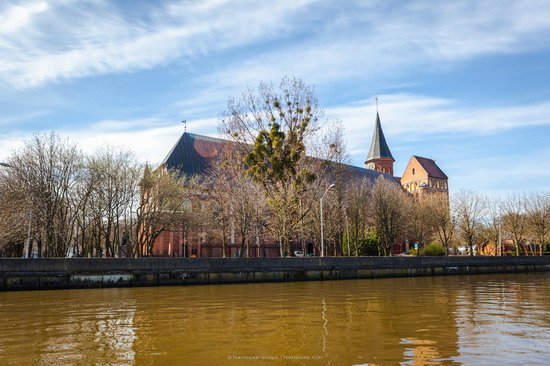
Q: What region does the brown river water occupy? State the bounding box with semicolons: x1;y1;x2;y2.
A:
0;273;549;365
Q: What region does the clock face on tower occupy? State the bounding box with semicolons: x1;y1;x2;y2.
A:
366;162;376;170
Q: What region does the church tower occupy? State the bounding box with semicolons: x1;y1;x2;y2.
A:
365;112;395;175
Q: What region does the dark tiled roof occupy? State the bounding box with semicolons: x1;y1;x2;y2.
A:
161;133;226;176
414;156;448;179
366;112;394;161
344;164;398;184
161;132;398;184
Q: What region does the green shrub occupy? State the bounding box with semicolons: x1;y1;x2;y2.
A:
420;243;446;256
408;248;418;256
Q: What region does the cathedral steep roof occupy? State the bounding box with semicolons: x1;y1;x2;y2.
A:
413;156;448;179
160;132;398;185
366;112;394;162
161;132;226;176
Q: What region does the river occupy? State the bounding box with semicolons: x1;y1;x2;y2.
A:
0;273;549;365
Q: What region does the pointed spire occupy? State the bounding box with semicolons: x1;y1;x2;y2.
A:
366;112;394;161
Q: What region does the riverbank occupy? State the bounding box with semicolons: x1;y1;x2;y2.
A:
1;256;549;291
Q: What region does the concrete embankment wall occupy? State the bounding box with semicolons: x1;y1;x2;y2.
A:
1;256;550;291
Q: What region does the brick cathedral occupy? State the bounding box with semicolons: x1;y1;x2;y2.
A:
151;112;448;257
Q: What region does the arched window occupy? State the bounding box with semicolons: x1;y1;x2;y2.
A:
182;198;192;212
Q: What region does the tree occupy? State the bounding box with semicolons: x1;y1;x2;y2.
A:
0;169;27;257
206;150;233;257
407;195;435;254
454;190;486;256
136;165;195;256
219;77;323;256
484;196;503;256
84;148;141;257
501;193;528;256
425;193;456;256
371;176;408;255
344;177;373;256
526;192;550;256
5;132;84;257
320;120;351;256
207;146;267;257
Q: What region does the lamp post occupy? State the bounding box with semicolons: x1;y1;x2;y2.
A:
320;183;335;257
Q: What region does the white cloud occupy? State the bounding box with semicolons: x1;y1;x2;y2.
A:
0;0;317;89
0;1;48;34
447;149;550;196
3;1;550;90
71;116;218;164
2;94;550;194
0;116;219;165
198;1;550;92
328;93;550;143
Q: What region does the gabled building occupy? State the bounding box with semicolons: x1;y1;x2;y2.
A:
150;111;448;257
363;112;448;196
161;132;394;184
152;131;395;258
400;156;449;195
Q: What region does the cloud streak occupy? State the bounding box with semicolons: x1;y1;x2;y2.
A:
0;0;317;89
329;94;550;139
198;1;550;92
324;93;550;176
2;1;550;90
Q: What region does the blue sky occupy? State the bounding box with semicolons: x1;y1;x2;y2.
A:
1;0;550;195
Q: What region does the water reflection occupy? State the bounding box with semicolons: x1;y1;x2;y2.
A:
0;273;549;365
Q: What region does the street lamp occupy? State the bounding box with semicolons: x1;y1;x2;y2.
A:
1;162;33;258
320;183;335;258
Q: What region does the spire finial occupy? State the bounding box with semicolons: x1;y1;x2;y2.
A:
374;96;379;113
182;120;187;133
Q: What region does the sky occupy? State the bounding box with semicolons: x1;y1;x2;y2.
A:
1;0;550;196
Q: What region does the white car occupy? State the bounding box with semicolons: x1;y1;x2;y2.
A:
293;250;304;257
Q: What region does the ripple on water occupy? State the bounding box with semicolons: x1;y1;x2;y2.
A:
0;273;549;365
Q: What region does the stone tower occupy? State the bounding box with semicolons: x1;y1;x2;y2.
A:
365;112;395;175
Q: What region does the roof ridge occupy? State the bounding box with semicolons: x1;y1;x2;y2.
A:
161;132;188;165
413;155;448;179
413;155;434;161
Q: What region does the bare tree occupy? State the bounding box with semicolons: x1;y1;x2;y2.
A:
501;193;529;256
425;193;456;256
526;192;550;256
207;146;266;257
484;196;503;256
84;148;141;257
206;151;233;257
4;133;84;257
219;77;325;256
371;176;408;256
136;165;196;256
321;120;351;256
344;177;373;256
453;190;486;256
407;195;435;253
0;169;27;256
